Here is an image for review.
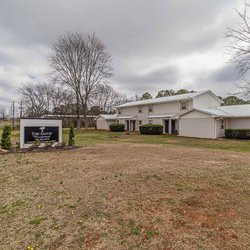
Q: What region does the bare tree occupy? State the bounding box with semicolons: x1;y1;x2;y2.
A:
50;32;112;129
50;86;75;115
92;84;121;113
19;82;49;117
19;82;75;117
227;1;250;78
226;1;250;99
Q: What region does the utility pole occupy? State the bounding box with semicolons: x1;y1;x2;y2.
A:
19;100;23;118
12;101;15;130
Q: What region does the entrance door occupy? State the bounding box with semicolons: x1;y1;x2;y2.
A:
165;120;169;134
126;120;130;131
132;121;136;131
171;120;176;134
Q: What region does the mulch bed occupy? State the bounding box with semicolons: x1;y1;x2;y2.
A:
1;145;80;154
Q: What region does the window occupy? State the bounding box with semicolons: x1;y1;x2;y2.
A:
148;120;153;124
221;119;224;129
181;101;187;111
139;120;142;125
138;106;143;113
118;108;121;114
148;105;153;112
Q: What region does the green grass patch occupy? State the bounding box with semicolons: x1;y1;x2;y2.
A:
2;126;250;152
29;217;47;226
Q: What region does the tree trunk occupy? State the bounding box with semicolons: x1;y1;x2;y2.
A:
76;94;81;130
83;102;88;129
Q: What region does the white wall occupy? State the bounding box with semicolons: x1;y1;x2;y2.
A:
153;102;179;114
96;117;115;130
96;117;108;130
227;118;250;129
20;119;62;148
118;101;181;121
193;92;221;109
179;111;216;139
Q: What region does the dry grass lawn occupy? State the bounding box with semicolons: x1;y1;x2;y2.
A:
0;143;250;249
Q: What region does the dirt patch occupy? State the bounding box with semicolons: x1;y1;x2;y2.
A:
0;143;249;249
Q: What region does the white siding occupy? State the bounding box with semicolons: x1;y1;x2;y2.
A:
153;102;179;114
179;111;216;139
120;106;140;116
193;92;221;109
227;118;250;129
96;117;108;130
96;117;115;130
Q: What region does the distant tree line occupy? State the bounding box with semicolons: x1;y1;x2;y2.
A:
19;81;129;119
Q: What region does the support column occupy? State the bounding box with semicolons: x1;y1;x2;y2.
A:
169;119;172;135
161;118;165;134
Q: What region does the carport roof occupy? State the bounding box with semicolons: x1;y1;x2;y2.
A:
96;114;117;120
181;104;250;118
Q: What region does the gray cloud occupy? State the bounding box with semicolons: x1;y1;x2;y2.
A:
113;66;180;94
211;64;238;82
0;0;243;107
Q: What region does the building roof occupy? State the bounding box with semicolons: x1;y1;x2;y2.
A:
96;114;116;120
116;90;221;108
116;116;136;119
42;114;97;118
148;114;177;119
183;104;250;118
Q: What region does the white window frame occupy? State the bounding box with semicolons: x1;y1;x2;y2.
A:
138;106;143;113
181;101;187;111
148;105;153;112
139;120;142;125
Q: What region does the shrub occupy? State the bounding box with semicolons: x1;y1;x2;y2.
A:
225;129;250;139
45;140;54;148
1;125;12;150
139;124;163;135
110;124;125;132
68;126;75;146
31;139;41;148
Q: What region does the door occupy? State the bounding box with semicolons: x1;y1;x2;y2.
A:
132;121;136;131
171;120;176;134
126;120;130;131
165;120;169;134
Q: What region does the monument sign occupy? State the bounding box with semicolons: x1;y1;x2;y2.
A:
20;119;62;148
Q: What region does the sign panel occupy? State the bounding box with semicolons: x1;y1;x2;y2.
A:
24;126;59;144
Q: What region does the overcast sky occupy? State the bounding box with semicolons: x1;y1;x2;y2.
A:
0;0;244;108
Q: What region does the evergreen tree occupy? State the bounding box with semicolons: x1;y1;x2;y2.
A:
68;126;75;146
1;126;12;150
